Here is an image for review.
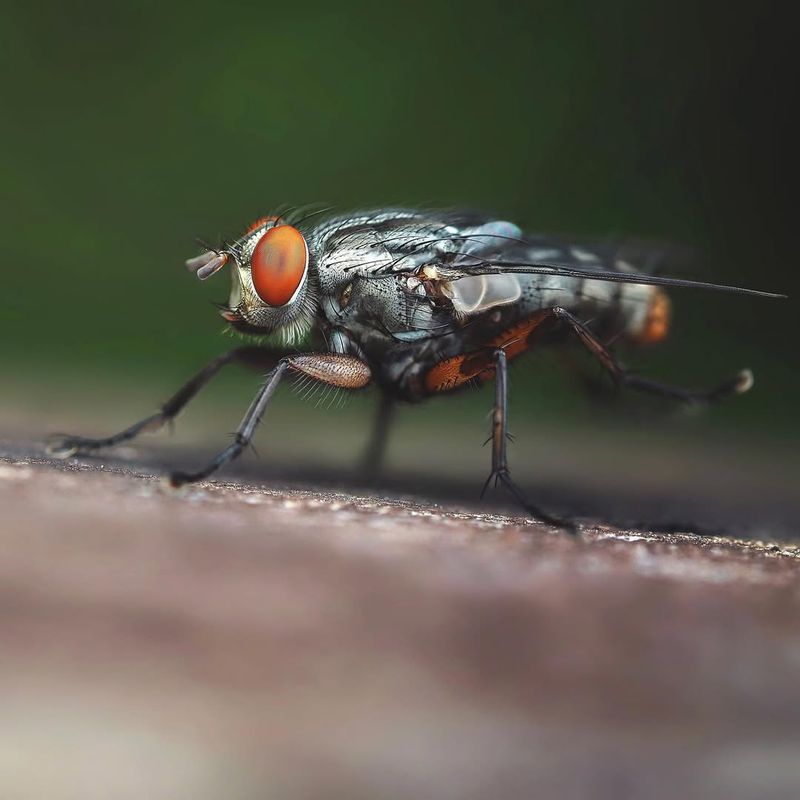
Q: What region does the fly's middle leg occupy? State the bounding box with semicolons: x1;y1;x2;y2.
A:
480;348;577;533
46;346;284;459
358;392;394;477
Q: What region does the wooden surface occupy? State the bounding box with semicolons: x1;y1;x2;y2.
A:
1;441;799;799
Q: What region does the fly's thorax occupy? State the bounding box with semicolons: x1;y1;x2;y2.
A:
322;274;429;350
314;228;444;347
312;229;395;294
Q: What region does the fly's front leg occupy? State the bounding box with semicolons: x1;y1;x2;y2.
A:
481;349;576;533
47;347;283;459
169;354;372;487
549;307;753;404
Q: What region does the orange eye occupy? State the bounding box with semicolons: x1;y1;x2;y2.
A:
250;224;308;307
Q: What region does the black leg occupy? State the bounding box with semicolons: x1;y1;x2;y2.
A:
480;349;577;532
47;346;283;458
358;393;394;477
169;361;289;486
169;353;372;487
550;307;753;404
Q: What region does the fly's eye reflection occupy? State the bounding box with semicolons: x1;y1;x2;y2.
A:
251;224;308;306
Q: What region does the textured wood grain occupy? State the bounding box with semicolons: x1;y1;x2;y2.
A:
1;444;799;800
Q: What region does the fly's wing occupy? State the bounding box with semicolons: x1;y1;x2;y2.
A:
447;273;522;314
440;221;526;314
369;216;783;302
442;223;634;315
445;230;672;315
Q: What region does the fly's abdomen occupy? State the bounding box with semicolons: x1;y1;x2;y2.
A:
603;281;672;344
516;271;671;345
629;286;671;343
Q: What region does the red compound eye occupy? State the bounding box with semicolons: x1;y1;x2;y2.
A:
250;224;308;306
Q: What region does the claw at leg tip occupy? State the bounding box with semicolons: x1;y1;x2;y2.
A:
735;368;754;394
164;473;186;490
562;520;580;536
45;437;78;460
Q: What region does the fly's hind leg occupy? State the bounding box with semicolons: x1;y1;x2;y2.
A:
481;348;577;533
46;346;283;459
357;393;395;478
550;307;753;404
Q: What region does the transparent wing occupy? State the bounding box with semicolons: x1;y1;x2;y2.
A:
340;213;783;300
448;274;522;314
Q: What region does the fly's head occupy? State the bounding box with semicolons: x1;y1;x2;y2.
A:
186;216;315;344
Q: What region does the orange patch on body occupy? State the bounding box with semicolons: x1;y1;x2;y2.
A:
424;351;494;393
424;312;549;393
637;289;671;344
487;313;548;356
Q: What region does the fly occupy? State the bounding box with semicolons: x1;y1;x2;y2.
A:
47;208;786;531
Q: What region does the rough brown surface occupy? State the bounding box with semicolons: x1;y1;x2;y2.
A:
1;441;799;800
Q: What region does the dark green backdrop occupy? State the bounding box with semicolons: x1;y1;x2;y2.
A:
1;1;796;440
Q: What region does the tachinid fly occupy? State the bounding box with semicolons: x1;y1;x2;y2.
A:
48;207;785;530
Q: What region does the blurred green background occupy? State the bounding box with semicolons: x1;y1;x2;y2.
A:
1;1;796;455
